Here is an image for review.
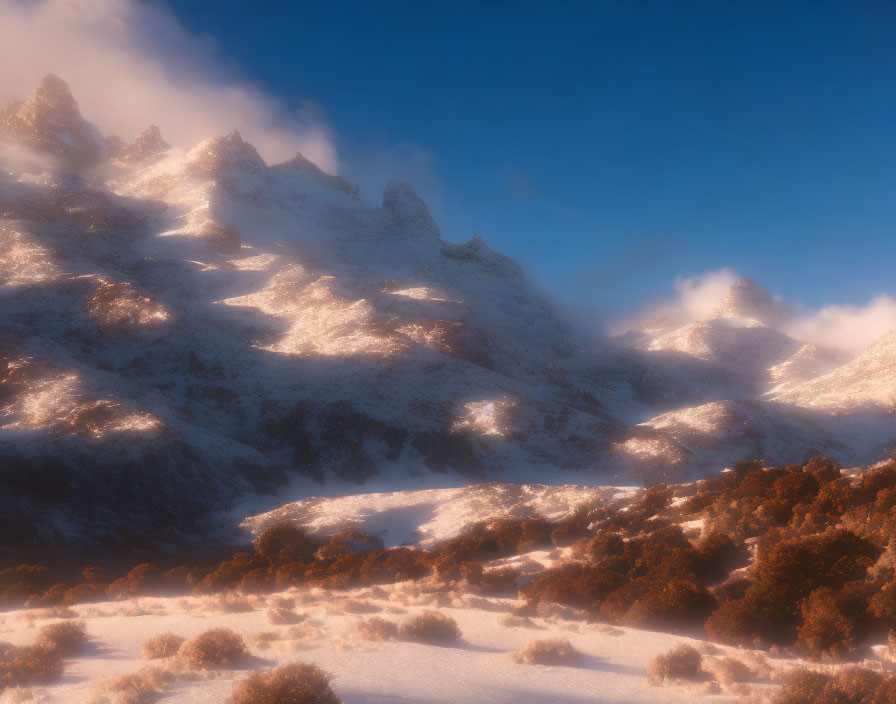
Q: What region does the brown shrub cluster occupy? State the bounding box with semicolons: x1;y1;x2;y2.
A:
705;529;881;649
513;638;580;665
646;643;703;684
141;632;185;660
190;523;427;595
93;663;178;704
398;610;462;644
11;454;896;669
7;514;589;613
0;640;64;690
0;564;54;609
229;662;342;704
522;525;724;631
178;628;248;669
354;616;400;642
35;620;88;655
774;667;896;704
0;617;87;690
355;611;462;645
430;517;555;581
702;656;755;685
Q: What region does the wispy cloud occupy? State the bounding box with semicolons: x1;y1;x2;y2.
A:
786;295;896;356
673;268;739;322
616;266;896;357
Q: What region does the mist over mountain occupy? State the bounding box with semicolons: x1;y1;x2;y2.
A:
2;76;895;553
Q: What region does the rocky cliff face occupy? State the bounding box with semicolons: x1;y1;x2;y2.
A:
1;74;107;167
1;75;894;551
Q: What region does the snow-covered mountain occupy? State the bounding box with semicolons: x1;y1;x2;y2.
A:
1;75;895;550
772;330;896;412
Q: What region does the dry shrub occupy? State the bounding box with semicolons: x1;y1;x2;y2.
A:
354;617;399;642
771;667;896;704
703;656;755;685
35;620;88;655
646;643;703;685
228;662;341;704
399;611;462;644
24;583;68;609
141;633;185;660
0;564;53;610
0;641;64;689
267;607;305;625
773;667;884;704
797;585;874;660
254;522;320;566
513;638;579;665
238;569;275;595
105;564;167;601
178;628;247;669
62;582;107;606
90;664;177;704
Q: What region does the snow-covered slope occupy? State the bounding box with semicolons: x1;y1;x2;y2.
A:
0;76;621;550
772;330;896;413
2;75;895;550
242;482;636;549
0;586;741;704
580;277;896;482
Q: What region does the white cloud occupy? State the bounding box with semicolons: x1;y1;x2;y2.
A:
615;265;896;358
787;295;896;357
0;0;337;171
673;268;739;322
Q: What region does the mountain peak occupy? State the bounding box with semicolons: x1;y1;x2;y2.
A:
0;74;106;167
184;129;266;177
116;125;170;165
712;277;793;325
382;180;440;239
274;151;359;199
35;73;78;112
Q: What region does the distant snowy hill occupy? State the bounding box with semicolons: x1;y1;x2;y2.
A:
772;330;896;412
1;75;895;550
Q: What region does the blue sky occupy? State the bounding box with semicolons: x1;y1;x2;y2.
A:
165;0;896;316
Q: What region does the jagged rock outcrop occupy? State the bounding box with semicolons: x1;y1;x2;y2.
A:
712;276;794;325
0;74;107;167
184;129;267;177
382;180;440;239
274;151;359;199
116;125;170;165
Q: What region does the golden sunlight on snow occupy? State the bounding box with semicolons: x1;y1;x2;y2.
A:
220;270;406;357
87;279;170;328
386;286;460;304
0;227;59;286
451;397;518;436
1;363;161;436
